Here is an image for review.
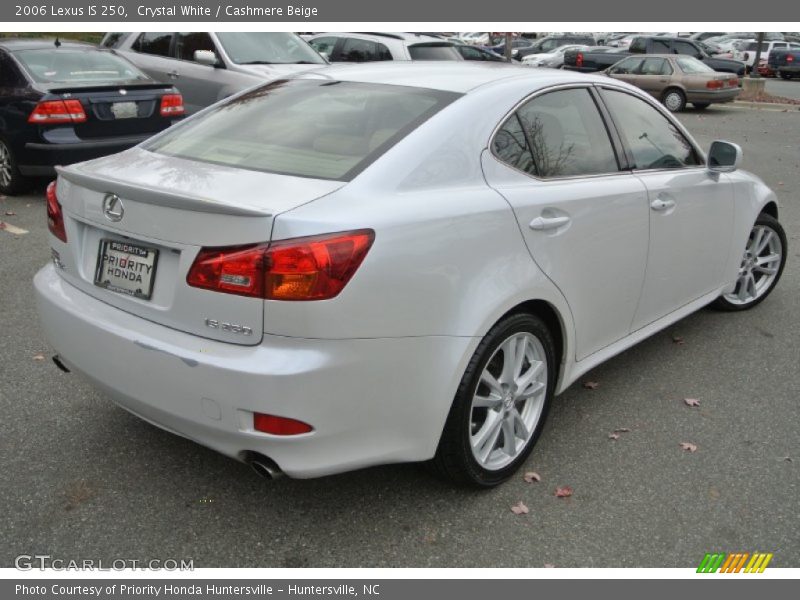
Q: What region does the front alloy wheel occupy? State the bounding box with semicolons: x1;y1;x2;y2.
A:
713;213;787;311
431;313;555;486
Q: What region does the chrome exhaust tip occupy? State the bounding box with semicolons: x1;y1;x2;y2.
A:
243;452;284;480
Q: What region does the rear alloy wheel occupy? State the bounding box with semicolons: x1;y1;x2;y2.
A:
713;214;787;311
779;71;791;80
431;313;555;487
662;88;686;112
0;138;31;196
693;103;710;110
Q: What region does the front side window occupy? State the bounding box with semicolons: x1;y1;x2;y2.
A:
14;49;146;84
175;32;216;62
309;37;338;56
600;89;700;170
673;41;701;56
134;32;173;57
338;38;392;62
492;88;619;178
146;79;460;181
610;57;644;74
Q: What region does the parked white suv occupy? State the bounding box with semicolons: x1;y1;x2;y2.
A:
307;32;462;62
102;32;327;114
732;39;800;67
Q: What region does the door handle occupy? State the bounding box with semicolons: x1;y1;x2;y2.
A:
168;70;180;79
529;215;571;230
650;197;676;211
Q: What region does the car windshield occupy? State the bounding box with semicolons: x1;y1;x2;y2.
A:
14;48;146;84
146;79;461;181
215;32;325;65
676;56;714;73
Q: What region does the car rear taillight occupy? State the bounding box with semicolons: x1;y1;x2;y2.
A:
160;93;185;117
576;52;584;68
46;180;67;242
28;99;87;124
253;412;313;435
728;78;739;87
706;79;725;89
186;229;375;301
788;55;795;62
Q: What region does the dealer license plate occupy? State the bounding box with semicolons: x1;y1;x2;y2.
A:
94;239;159;300
111;101;138;119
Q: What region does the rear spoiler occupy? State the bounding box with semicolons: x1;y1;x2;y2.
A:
46;82;175;95
56;165;273;217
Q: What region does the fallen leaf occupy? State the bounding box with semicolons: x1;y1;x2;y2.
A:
4;211;15;216
684;398;701;408
672;336;685;345
555;486;573;498
582;381;599;390
783;456;792;462
608;432;620;440
680;442;698;453
523;471;541;483
544;563;555;568
32;353;45;361
777;181;784;186
614;427;631;433
0;221;6;230
511;501;529;515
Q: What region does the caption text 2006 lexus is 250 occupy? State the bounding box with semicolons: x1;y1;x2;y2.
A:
34;63;786;486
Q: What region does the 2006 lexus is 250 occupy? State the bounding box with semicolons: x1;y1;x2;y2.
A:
35;63;786;486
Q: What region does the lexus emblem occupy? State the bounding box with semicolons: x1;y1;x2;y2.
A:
102;194;124;222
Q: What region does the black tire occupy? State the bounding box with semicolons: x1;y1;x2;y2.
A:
662;88;686;112
779;71;791;80
430;313;556;487
692;103;710;110
0;137;31;196
711;213;787;312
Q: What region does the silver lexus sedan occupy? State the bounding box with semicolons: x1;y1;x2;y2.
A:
35;63;786;486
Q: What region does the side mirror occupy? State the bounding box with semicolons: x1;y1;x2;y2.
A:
707;140;742;172
194;49;220;67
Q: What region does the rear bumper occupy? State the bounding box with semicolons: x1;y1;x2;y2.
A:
34;264;474;478
686;88;741;104
777;66;800;74
19;134;155;176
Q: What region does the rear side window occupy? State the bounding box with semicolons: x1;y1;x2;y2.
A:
0;52;26;86
600;89;700;169
408;44;461;61
134;33;173;57
146;79;460;181
492;88;619;178
13;49;146;84
338;38;392;62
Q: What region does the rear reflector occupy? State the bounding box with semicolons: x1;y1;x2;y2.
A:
28;99;86;124
160;93;185;117
253;413;313;435
187;229;375;301
45;180;67;242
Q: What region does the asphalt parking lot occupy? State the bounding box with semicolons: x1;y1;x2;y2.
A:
1;103;797;569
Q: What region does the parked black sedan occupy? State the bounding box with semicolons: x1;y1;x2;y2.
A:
0;39;184;194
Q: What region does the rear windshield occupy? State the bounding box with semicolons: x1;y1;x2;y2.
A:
408;43;461;60
14;48;146;84
146;79;461;181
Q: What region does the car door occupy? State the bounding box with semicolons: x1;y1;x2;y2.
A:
119;32;175;83
635;57;673;98
172;32;227;113
597;87;734;331
607;56;645;85
482;86;650;360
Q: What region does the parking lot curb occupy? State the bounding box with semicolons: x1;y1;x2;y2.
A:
732;100;800;111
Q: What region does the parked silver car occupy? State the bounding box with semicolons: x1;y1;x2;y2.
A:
307;32;462;62
101;32;327;114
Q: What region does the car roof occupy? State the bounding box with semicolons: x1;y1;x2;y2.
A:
312;32;447;44
0;38;95;52
295;61;609;94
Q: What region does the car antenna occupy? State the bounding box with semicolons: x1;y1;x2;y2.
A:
54;37;61;48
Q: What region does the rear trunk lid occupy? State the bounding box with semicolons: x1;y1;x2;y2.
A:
54;148;344;345
35;81;180;141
